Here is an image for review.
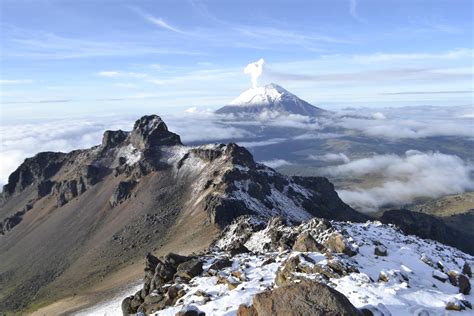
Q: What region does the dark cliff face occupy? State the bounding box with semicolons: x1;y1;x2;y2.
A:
2;152;66;197
380;209;474;255
0;114;366;313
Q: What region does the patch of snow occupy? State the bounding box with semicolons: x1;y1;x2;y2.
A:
117;144;142;166
229;84;288;107
74;281;142;316
81;219;474;315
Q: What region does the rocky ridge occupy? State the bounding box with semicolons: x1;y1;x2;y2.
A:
114;215;473;315
0;114;366;313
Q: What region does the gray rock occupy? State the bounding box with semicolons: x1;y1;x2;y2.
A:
228;243;250;256
129;115;182;151
374;245;388;256
121;296;135;316
209;258;233;271
176;259;203;281
110;180;136;207
102;130;128;149
175;305;205;316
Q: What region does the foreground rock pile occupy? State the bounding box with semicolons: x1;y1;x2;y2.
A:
122;216;473;315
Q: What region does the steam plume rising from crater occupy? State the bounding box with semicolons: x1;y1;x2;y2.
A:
244;58;265;88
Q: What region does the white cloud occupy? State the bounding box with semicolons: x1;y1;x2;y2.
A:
351;48;473;63
3;26;199;59
372;112;386;120
0;117;135;186
309;153;350;164
0;79;33;84
237;138;286;148
349;0;365;23
334;105;474;139
324;150;474;211
259;159;292;169
0;114;252;186
97;71;121;77
130;7;187;34
146;17;185;34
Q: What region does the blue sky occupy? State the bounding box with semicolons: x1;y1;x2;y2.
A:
0;0;473;120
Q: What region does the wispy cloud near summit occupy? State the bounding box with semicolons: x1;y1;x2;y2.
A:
130;6;187;34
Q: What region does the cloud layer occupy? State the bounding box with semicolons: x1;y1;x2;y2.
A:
325;150;474;211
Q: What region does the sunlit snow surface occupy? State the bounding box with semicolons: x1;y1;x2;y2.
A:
74;282;143;316
77;221;473;315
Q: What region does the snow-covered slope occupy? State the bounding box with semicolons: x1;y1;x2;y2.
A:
215;83;325;117
81;217;473;315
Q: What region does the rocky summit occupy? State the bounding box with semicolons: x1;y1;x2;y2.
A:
116;215;473;315
0;114;366;314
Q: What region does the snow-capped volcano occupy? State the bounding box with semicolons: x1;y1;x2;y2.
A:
216;83;325;117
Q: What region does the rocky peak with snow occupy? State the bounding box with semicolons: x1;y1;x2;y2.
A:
129;115;182;151
118;215;473;315
0;114;368;313
228;83;293;107
215;83;325;117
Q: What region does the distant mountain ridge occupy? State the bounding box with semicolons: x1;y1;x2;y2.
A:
216;83;325;117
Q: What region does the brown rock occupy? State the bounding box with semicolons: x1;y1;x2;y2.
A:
252;279;360;316
446;298;472;311
237;304;258;316
448;271;458;286
292;231;325;252
232;270;247;281
167;285;180;301
458;274;471;295
324;232;356;256
217;275;240;290
378;271;389;283
463;262;472;278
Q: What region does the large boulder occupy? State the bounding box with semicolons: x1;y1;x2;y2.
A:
121;296;134;316
323;232;357;256
458;274;471;295
293;231;324;252
251;280;360;316
175;259;203;281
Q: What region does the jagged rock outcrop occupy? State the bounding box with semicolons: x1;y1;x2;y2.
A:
130;115;182;151
122;252;201;315
120;214;474;315
2;152;66;198
109;180;137;207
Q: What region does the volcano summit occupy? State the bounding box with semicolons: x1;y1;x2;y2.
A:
215;83;325;117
